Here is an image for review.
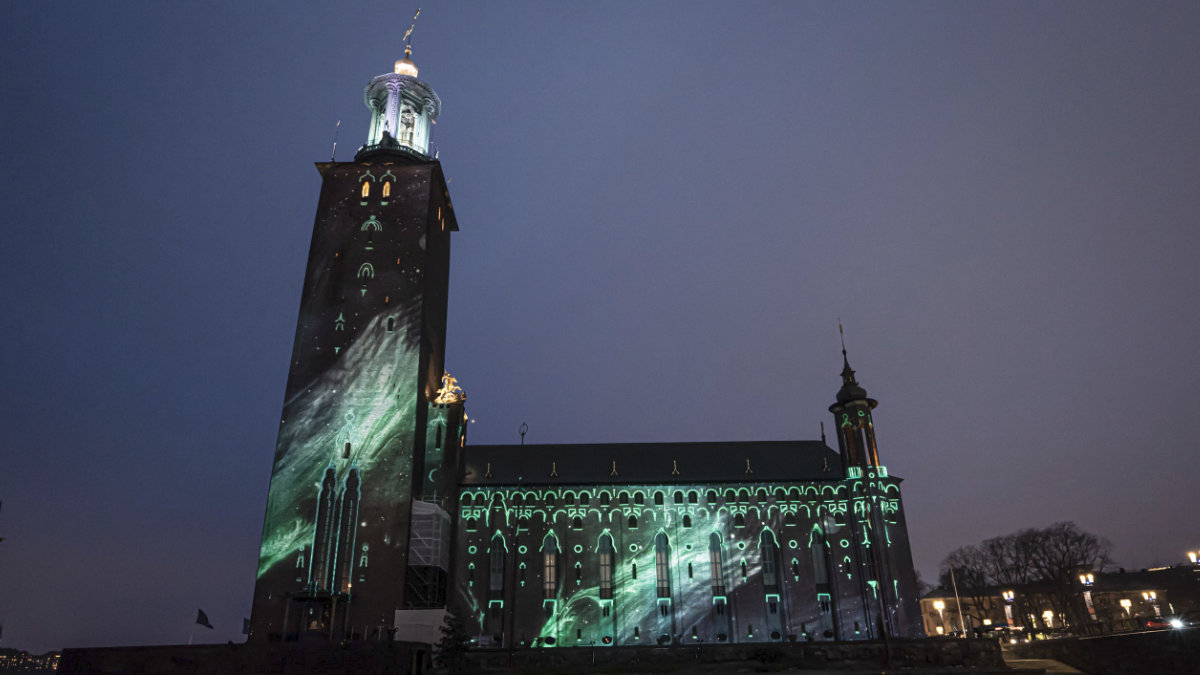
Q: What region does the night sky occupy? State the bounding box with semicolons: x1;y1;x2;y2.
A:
3;1;1199;654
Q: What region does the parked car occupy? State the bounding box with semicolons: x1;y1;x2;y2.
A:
1144;616;1172;629
1168;610;1200;629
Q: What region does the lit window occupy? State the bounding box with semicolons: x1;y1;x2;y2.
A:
655;533;671;598
382;181;391;198
709;534;726;596
761;531;779;589
489;535;505;591
599;535;614;600
543;535;559;599
361;182;370;198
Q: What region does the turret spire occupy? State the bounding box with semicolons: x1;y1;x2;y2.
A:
839;321;856;386
358;8;441;161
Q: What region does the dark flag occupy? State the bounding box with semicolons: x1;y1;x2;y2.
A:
242;618;250;635
196;609;214;630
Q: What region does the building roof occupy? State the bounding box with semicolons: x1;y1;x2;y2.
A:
460;440;845;486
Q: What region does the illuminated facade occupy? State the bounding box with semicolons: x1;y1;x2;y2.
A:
453;352;925;647
249;49;924;649
249;49;466;643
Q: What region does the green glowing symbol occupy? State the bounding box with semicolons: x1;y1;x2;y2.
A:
334;312;345;331
357;262;375;279
361;216;382;232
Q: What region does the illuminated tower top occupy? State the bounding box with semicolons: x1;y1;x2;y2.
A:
357;43;441;160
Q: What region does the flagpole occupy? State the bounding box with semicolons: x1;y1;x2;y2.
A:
950;567;967;635
189;628;194;646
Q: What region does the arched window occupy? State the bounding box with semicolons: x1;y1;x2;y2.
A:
598;534;615;599
688;491;699;504
708;533;726;596
634;492;645;505
571;516;582;530
655;533;671;598
618;491;629;505
489;534;506;591
465;518;477;531
706;490;717;504
682;515;692;528
734;513;746;528
628;515;638;529
579;492;590;506
654;492;664;506
760;530;780;591
599;492;610;506
673;491;683;504
382;181;391;198
542;533;559;599
361;182;370;198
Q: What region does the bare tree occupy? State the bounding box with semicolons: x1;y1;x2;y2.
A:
939;545;994;633
1028;522;1111;628
939;522;1112;633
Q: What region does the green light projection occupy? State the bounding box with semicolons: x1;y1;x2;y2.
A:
257;308;420;579
454;478;908;646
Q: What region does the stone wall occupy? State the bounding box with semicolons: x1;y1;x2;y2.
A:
1012;630;1200;675
464;637;1002;672
58;641;430;675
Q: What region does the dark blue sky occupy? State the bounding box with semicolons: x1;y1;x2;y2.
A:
2;1;1198;654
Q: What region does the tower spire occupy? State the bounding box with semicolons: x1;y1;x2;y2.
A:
359;8;441;160
839;321;856;386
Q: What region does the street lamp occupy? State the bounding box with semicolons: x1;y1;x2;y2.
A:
1189;551;1198;564
1078;573;1094;586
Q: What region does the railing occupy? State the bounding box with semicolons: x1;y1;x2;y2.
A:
355;138;428;160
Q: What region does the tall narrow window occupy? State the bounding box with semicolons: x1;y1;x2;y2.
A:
761;530;779;590
489;534;505;592
709;533;726;596
543;533;559;599
655;533;671;598
361;182;370;198
599;534;615;599
382;181;391;197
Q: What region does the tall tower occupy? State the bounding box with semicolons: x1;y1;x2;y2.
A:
249;46;466;643
828;343;924;638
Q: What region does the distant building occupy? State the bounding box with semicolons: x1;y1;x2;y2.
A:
920;564;1200;637
249;45;926;648
0;648;60;674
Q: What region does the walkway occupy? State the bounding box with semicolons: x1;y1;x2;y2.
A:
1001;645;1084;673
